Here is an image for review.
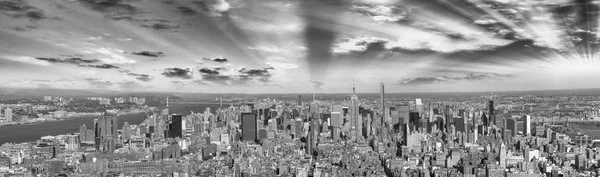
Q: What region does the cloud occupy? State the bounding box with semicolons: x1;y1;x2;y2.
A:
142;23;180;30
35;57;99;64
34;57;120;69
197;66;275;85
88;47;136;64
351;4;406;23
397;73;514;86
0;0;47;20
77;0;142;20
120;70;153;82
84;78;113;89
131;51;165;58
203;56;229;63
87;64;120;69
162;68;193;79
309;80;325;89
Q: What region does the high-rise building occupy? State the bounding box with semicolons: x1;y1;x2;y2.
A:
350;81;360;140
499;143;506;168
122;122;131;141
455;117;467;133
79;124;87;142
488;101;494;117
95;114;118;152
241;113;257;142
380;82;385;113
506;118;517;137
523;115;531;136
415;98;423;114
5;108;12;122
167;114;183;139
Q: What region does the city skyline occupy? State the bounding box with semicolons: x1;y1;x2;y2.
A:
1;0;600;93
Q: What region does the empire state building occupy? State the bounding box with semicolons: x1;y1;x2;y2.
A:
350;81;361;140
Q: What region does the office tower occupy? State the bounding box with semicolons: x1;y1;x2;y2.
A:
444;105;451;131
409;112;420;126
331;105;342;127
79;125;87;142
482;113;488;127
415;98;423;114
241;113;257;142
398;106;409;125
506;118;517;137
297;95;302;106
499;143;506;168
523;115;531;136
66;135;79;151
307;118;317;155
5;108;12;122
95;114;118;152
350;81;360;140
380;82;385;113
122;122;131;141
488;101;494;116
455;117;466;133
310;102;318;119
167;114;183;139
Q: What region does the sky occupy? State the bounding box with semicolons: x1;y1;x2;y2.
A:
1;0;600;93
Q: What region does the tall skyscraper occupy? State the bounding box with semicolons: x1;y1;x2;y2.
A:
350;81;360;140
415;98;423;114
122;122;131;141
167;114;183;139
523;115;531;135
499;143;506;168
506;118;517;137
95;114;118;152
79;124;87;142
5;108;12;122
380;82;385;113
241;113;257;142
488;100;494;116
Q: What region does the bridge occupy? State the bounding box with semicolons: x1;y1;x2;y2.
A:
531;117;600;124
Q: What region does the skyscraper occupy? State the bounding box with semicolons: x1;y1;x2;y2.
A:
380;82;385;114
523;115;531;136
506;118;517;137
5;108;12;122
167;114;183;139
122;122;131;141
415;98;423;114
95;114;118;152
488;100;494;116
241;113;257;142
350;81;360;140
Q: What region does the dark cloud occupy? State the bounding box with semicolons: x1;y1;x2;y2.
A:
35;57;99;64
131;51;165;57
77;0;142;20
34;57;119;69
197;67;275;85
87;64;120;69
84;78;113;89
397;73;514;86
203;57;229;63
120;70;154;82
0;0;47;20
142;23;180;30
162;68;193;79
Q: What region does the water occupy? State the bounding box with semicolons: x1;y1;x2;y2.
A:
0;103;226;144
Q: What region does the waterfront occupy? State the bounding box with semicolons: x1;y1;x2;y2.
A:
0;103;228;145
